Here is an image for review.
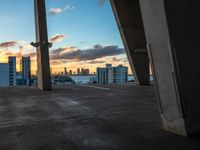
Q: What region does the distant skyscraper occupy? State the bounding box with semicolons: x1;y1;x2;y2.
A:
97;64;128;84
21;56;31;86
77;68;80;75
85;69;90;76
50;67;53;75
81;68;84;75
8;56;16;86
69;70;72;75
80;68;90;76
64;67;67;75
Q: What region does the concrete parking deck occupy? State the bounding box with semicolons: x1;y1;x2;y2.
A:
0;84;200;150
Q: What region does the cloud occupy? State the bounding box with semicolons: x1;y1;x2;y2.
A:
3;51;23;58
24;52;37;58
21;45;125;65
49;8;62;16
0;41;27;48
0;41;18;48
51;46;76;54
98;0;107;6
86;60;106;64
50;60;73;65
50;34;66;43
64;5;75;11
49;4;74;16
50;44;125;61
112;57;123;62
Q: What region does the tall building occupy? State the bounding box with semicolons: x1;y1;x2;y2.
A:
50;67;52;75
106;64;114;84
0;63;9;87
113;65;128;83
97;64;128;84
8;56;16;86
80;68;90;76
97;67;108;84
97;64;113;84
69;70;72;76
64;67;67;75
77;68;80;75
21;56;31;86
0;56;17;87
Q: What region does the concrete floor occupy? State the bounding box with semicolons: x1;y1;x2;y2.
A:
0;84;200;150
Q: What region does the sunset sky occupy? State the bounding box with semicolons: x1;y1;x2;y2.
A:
0;0;130;75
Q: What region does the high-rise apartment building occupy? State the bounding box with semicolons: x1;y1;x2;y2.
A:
64;67;67;75
113;65;128;83
97;67;107;84
106;64;114;84
77;68;80;75
0;63;9;87
21;56;31;86
97;64;128;84
0;56;16;87
69;70;72;76
8;56;16;86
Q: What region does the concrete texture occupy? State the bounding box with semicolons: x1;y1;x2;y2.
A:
110;0;150;85
34;0;51;90
139;0;200;136
139;0;185;135
0;85;200;150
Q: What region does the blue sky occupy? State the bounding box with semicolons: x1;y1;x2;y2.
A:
0;0;130;74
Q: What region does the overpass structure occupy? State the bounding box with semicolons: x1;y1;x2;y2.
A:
34;0;200;136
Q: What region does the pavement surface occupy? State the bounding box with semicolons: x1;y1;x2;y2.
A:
0;84;200;150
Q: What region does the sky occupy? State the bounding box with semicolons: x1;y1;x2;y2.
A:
0;0;131;75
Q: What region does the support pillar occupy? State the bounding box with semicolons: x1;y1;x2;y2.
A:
110;0;150;85
34;0;51;90
140;0;200;136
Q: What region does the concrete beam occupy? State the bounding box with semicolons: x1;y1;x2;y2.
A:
34;0;51;90
110;0;150;85
140;0;200;136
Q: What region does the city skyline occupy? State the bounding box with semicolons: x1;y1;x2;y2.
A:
0;0;131;75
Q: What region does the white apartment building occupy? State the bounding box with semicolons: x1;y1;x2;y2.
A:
97;64;128;84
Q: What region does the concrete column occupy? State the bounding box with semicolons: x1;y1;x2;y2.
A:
110;0;150;85
140;0;200;136
34;0;51;90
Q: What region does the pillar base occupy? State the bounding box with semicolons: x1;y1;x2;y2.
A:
161;115;187;136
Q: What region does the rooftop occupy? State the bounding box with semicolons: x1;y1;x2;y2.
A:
0;84;199;150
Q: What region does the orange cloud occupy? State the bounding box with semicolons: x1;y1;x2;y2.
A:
50;34;66;43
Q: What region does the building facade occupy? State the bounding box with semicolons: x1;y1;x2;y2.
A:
97;64;128;84
0;57;17;87
113;65;128;83
0;63;9;87
8;56;17;86
21;57;31;86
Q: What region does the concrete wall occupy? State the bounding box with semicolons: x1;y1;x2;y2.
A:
139;0;200;136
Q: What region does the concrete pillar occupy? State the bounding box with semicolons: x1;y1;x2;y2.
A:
110;0;150;85
34;0;51;90
140;0;200;136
